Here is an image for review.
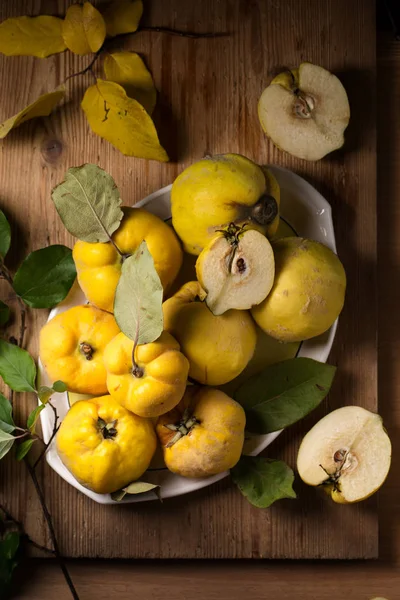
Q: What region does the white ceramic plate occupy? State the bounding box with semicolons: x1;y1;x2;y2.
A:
39;165;337;504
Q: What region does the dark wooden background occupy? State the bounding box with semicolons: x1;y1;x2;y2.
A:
0;0;383;576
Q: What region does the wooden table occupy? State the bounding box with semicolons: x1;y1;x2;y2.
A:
1;1;399;598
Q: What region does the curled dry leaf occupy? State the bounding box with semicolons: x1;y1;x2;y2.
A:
81;79;168;161
0;87;65;140
103;0;143;37
0;15;66;58
104;51;156;114
62;2;106;56
111;481;160;501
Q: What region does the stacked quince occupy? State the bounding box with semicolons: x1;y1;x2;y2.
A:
40;154;346;497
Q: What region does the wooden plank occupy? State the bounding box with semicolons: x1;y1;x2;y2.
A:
0;0;377;559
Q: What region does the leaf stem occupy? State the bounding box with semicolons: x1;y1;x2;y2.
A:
138;26;229;38
25;461;80;600
64;49;102;84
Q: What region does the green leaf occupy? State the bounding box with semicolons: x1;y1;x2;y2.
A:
0;301;10;326
0;393;15;434
37;386;53;404
0;340;36;393
0;532;19;560
52;380;67;393
114;241;163;344
235;358;336;434
231;456;296;508
111;481;160;501
0;430;14;460
27;405;45;432
15;438;35;461
13;245;76;308
51;164;123;243
0;209;11;260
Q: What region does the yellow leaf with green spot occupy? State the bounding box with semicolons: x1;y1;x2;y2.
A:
0;87;65;139
104;52;156;114
103;0;143;37
62;2;106;56
81;79;168;162
0;15;66;58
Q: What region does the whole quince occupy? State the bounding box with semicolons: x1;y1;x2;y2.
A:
171;153;280;255
157;386;245;477
40;305;120;395
73;207;183;312
57;395;156;494
251;237;346;342
163;281;256;386
104;330;189;418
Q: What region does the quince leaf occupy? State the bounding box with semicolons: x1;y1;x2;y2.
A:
0;430;15;460
0;87;65;140
0;210;11;259
0;340;36;393
111;481;160;501
81;79;168;161
114;241;163;345
0;393;15;435
104;52;156;115
231;457;296;508
0;301;10;327
62;2;106;56
51;164;123;243
0;15;66;58
235;357;336;434
15;438;36;461
27;405;45;433
52;380;67;393
13;245;76;309
103;0;143;37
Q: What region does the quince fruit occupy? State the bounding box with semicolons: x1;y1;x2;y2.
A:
104;330;189;418
163;281;257;386
57;395;156;494
39;305;120;395
297;406;391;504
196;224;275;315
258;62;350;161
251;237;346;342
171;154;280;255
157;386;245;477
73;207;183;312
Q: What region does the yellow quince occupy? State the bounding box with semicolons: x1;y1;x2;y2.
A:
104;330;189;418
39;305;120;395
73;207;183;312
57;395;156;494
157;386;245;478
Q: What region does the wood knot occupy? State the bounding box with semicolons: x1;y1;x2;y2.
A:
41;138;63;163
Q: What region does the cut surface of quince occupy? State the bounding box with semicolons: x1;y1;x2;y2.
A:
258;62;350;161
297;406;391;504
196;225;275;315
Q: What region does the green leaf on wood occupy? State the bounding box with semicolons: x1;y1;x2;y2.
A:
0;530;20;592
0;301;10;327
231;456;296;508
0;393;15;434
15;438;36;461
235;358;336;434
0;430;15;460
0;209;11;260
0;339;36;393
27;405;45;433
111;481;160;501
13;245;76;308
114;241;163;344
51;164;123;243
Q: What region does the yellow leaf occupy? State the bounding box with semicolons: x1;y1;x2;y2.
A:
0;15;66;58
62;2;106;56
103;0;143;37
81;79;168;162
0;87;65;139
103;52;156;115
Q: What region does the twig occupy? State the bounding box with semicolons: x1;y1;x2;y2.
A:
25;461;80;600
64;49;103;83
138;26;229;38
33;422;60;469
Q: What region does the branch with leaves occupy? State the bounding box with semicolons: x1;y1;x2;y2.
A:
0;0;226;160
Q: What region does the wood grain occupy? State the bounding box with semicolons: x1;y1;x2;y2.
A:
0;0;377;560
